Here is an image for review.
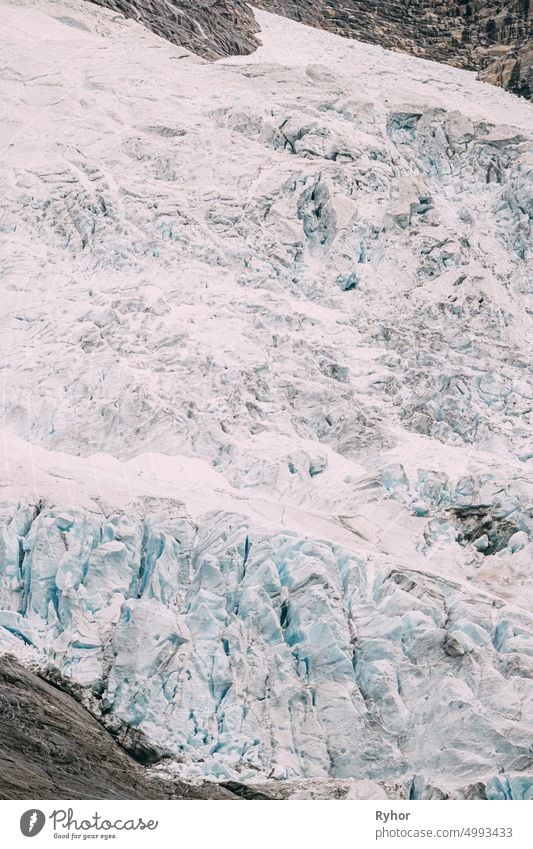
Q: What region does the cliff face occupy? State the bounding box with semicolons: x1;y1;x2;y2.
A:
479;31;532;99
86;0;532;98
89;0;260;59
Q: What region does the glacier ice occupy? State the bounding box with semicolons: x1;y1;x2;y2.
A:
0;0;531;795
0;493;532;786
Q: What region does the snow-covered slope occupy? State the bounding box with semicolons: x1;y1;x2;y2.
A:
0;0;532;797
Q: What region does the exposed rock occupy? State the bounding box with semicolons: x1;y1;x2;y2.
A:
0;656;236;799
88;0;260;59
480;39;533;99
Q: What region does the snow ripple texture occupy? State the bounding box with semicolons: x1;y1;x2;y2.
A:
0;0;532;795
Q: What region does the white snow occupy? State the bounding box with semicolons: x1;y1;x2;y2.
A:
0;0;531;796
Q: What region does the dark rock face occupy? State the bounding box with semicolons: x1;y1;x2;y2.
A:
0;657;235;799
479;37;532;99
86;0;531;98
89;0;260;59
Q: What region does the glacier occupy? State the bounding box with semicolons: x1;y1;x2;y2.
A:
0;451;532;791
0;0;532;798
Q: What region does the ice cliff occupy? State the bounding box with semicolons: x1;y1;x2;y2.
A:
0;490;532;793
0;0;531;797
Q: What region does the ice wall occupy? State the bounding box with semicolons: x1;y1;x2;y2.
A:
1;496;531;785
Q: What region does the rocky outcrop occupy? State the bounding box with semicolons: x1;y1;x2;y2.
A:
0;657;236;799
480;38;532;99
89;0;260;59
